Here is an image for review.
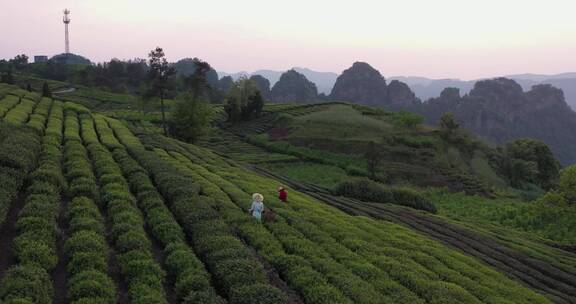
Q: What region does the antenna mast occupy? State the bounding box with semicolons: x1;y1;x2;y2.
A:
63;9;71;53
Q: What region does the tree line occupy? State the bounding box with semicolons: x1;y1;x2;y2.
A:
0;49;265;144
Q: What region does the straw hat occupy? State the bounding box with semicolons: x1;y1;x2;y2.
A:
252;193;264;202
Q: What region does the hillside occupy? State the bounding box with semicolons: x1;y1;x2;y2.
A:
419;78;576;165
394;74;576;110
0;82;574;304
324;62;576;166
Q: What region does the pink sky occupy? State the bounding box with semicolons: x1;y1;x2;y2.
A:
1;0;576;80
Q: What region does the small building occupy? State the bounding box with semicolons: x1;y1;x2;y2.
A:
34;55;48;63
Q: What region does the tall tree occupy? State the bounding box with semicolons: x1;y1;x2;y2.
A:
169;93;213;143
42;82;52;98
504;139;560;190
169;58;214;143
10;54;28;71
438;112;460;141
224;78;264;122
146;47;176;135
0;71;14;84
184;59;212;100
365;141;381;178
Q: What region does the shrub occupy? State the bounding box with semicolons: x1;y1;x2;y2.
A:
213;258;267;292
67;252;108;276
68;181;99;201
174;272;211;299
127;284;167;304
99;173;125;185
538;190;567;206
116;230;151;253
121;258;165;288
182;290;226;304
68;271;116;303
68;217;104;235
137;191;164;209
15;217;55;235
65;231;107;256
0;265;53;304
334;179;437;213
12;238;57;270
151;222;184;244
18;199;58;219
67;198;101;220
4;299;34;304
100;184;134;204
229;283;287;304
30;167;66;190
165;244;204;277
558;165;576;204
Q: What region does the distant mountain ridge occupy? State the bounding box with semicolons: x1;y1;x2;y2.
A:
218;68;337;94
389;74;576;110
219;69;576;109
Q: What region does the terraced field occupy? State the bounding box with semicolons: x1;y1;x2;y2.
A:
0;84;574;303
252;167;576;303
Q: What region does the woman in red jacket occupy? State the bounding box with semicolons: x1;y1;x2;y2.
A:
278;186;288;202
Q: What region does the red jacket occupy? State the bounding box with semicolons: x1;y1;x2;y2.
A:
279;189;287;202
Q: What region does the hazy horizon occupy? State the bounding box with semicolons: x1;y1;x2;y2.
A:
2;0;576;80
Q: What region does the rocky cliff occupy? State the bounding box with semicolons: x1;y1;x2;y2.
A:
270;69;318;103
330;62;387;106
250;75;271;100
421;78;576;165
330;62;418;109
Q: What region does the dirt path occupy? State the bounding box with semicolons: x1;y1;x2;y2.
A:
52;198;69;304
103;208;129;304
242;239;305;304
144;224;177;304
316;194;576;303
251;166;576;304
53;87;76;94
0;192;26;281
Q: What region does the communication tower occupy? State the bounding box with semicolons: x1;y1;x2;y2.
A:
63;9;71;53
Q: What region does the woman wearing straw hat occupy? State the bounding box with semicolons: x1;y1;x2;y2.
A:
249;193;265;221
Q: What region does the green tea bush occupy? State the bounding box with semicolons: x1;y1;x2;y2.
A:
31;165;66;190
0;266;52;304
65;231;107;255
182;290;226;304
4;99;36;125
63;102;91;114
12;238;57;270
558;165;576;204
10;125;62;276
67;252;108;276
68;217;104;235
79;121;167;304
108;145;224;302
0;95;21;117
0;126;41;173
18;198;58;219
61;112;117;303
68;271;116;304
213;258;268;293
335;179;437;213
127;146;280;301
116;230;150;252
229;283;287;304
68;180;99;201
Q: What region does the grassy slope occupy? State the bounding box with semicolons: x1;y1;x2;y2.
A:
1;83;574;302
200;102;576;281
428;189;576;246
141;134;553;303
289;104;393;141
